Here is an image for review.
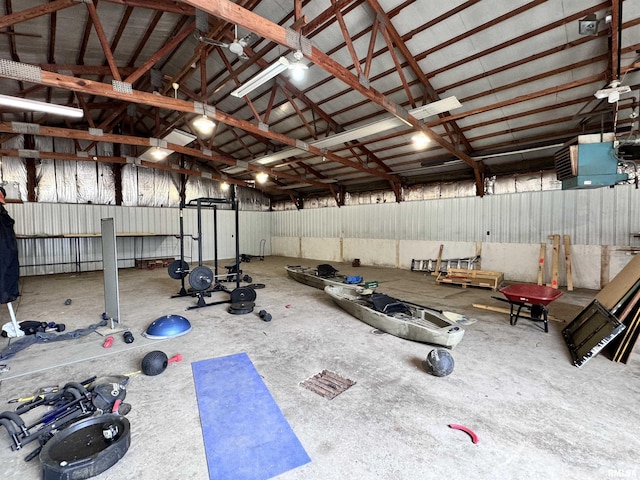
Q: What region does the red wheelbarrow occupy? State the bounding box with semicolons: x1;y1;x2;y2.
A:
495;284;563;332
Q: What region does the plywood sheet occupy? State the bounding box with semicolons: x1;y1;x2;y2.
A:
595;255;640;310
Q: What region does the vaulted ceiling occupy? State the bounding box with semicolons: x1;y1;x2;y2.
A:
1;0;639;204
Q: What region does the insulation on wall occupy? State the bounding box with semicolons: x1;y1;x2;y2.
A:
1;135;27;201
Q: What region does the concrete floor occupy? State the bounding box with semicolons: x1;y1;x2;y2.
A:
0;256;639;480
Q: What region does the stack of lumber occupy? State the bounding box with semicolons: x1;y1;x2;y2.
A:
436;268;504;291
598;255;640;363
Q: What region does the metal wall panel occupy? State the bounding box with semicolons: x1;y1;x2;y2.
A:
6;184;640;276
7;204;271;276
270;184;640;246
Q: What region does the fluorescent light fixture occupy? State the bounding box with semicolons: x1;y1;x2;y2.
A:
0;94;83;118
231;57;290;98
193;115;215;136
255;172;269;184
257;96;461;165
222;96;461;175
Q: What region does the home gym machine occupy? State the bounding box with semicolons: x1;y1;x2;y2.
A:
167;192;256;312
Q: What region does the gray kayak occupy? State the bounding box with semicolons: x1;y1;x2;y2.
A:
285;264;376;291
324;285;465;348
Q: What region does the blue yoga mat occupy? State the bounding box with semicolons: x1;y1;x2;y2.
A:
192;352;311;480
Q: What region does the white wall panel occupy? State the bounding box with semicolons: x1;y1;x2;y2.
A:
272;237;300;258
301;237;342;261
343;239;397;267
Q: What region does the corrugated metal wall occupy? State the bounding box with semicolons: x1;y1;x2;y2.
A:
7;203;271;276
273;184;640;246
7;184;639;276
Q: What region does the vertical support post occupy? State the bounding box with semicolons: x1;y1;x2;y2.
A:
196;198;203;267
213;205;218;279
547;234;560;289
101;218;120;327
433;244;444;277
233;186;240;288
6;302;24;337
537;243;546;286
564;234;573;291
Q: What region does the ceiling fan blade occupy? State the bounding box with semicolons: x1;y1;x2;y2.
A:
594;85;631;99
197;35;230;48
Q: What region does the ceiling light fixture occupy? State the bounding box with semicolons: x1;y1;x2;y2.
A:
288;50;308;82
149;147;170;161
220;181;230;191
193;115;215;136
412;132;431;149
0;94;83;118
255;172;269;184
231;57;290;97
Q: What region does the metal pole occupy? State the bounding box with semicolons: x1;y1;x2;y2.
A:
234;186;240;288
213;205;218;280
7;302;24;337
196;198;203;267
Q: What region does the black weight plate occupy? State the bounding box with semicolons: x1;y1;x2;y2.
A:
228;302;255;315
246;283;265;289
230;286;257;303
40;414;130;480
168;260;189;279
189;265;214;291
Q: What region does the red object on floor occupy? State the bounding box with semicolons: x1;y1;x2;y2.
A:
499;284;563;306
103;336;114;348
448;424;479;444
499;284;564;333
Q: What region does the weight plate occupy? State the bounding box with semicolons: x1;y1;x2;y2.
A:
168;260;189;280
246;283;265;289
230;286;257;303
228;301;255;315
40;414;130;480
189;265;214;291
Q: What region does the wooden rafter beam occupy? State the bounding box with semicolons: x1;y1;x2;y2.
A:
610;0;621;82
427;75;607;127
333;1;362;76
0;0;78;29
100;0;194;15
124;21;195;85
376;14;414;108
84;1;121;81
0;122;332;193
183;0;470;188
